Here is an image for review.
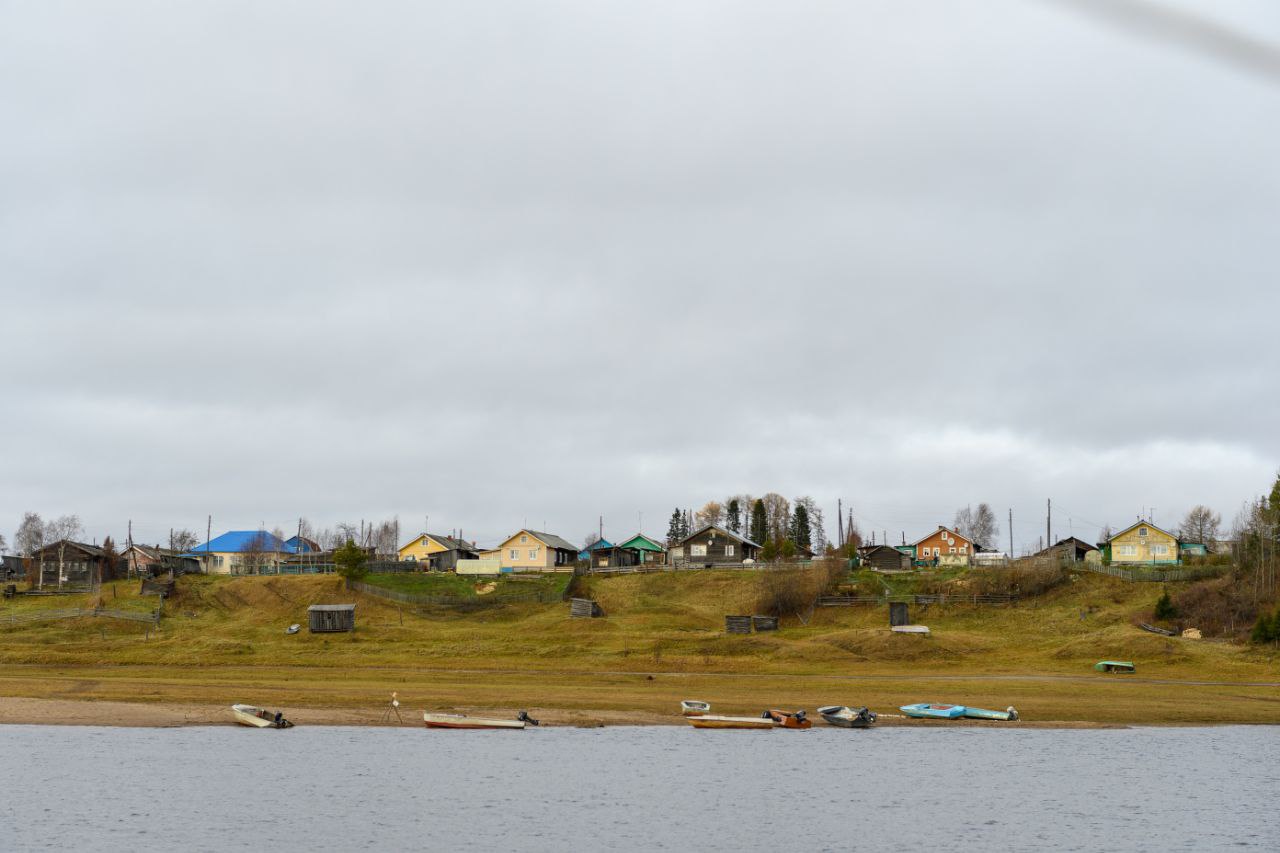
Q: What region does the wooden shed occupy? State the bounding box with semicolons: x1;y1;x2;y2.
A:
308;603;356;633
859;544;912;572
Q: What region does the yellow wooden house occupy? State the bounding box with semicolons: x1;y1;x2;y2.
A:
481;529;580;572
1104;519;1180;565
397;533;481;571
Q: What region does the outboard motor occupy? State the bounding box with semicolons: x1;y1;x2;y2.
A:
794;710;806;723
517;710;540;726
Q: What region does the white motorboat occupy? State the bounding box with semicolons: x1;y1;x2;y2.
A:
681;700;712;716
231;704;294;728
423;711;538;729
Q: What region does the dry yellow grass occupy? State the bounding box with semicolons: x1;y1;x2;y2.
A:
0;571;1277;724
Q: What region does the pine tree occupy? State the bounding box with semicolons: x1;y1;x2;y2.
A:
790;504;811;551
1250;610;1275;645
1154;589;1177;621
750;499;767;545
667;509;683;545
760;538;779;562
726;499;742;534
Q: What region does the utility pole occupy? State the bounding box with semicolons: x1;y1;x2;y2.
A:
1009;508;1014;557
207;515;212;574
599;515;603;541
1046;499;1052;550
837;499;844;548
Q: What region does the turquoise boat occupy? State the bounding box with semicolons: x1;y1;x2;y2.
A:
900;703;966;719
962;706;1018;721
1094;660;1136;674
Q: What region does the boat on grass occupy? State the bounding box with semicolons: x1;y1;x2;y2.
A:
686;714;774;730
231;704;294;729
900;703;966;719
1094;660;1136;673
681;700;711;716
962;706;1018;721
816;705;877;728
423;711;539;730
762;709;812;729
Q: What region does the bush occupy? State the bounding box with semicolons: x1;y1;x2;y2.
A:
334;539;369;582
1154;590;1177;621
755;560;843;619
1251;608;1280;645
971;561;1068;598
1172;575;1266;638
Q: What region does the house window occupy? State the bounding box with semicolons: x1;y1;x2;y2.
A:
949;547;956;554
422;537;429;546
1118;545;1137;556
671;547;683;558
529;549;538;559
1152;544;1168;556
509;549;518;560
1139;528;1147;537
691;544;707;557
959;545;967;553
725;544;735;557
520;535;528;543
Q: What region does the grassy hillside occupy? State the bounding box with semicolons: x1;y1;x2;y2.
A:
0;570;1277;723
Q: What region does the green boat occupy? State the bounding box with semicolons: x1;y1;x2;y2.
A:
1094;660;1135;674
962;706;1018;721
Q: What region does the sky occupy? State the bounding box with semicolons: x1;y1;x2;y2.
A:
3;0;1279;554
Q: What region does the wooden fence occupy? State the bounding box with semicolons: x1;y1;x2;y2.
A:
3;607;161;627
818;593;1017;607
1076;564;1223;583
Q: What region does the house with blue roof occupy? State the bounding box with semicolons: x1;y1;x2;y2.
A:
185;530;293;575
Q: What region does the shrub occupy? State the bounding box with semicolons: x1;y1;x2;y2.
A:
1172;575;1266;638
755;560;843;619
1251;608;1280;645
971;561;1068;598
1154;589;1177;621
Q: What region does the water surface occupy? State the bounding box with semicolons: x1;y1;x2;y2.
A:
2;725;1275;851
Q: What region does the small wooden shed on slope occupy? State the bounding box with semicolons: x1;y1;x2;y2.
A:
308;604;356;633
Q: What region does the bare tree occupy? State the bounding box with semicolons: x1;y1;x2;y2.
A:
15;512;44;556
1098;524;1113;545
371;518;399;557
760;493;791;543
237;531;273;575
1179;505;1221;546
695;501;724;529
44;515;84;589
171;529;199;552
953;504;998;550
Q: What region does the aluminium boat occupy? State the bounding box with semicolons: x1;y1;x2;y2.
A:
686;714;775;730
231;704;294;729
962;706;1019;721
816;705;877;728
681;700;712;716
423;710;539;729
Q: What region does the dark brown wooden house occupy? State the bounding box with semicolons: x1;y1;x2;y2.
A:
669;525;761;568
859;544;912;572
28;540;105;589
1036;536;1099;563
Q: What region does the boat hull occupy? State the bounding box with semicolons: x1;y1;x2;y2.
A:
764;710;812;729
681;701;712;717
962;706;1018;721
686;715;774;730
816;706;876;728
899;703;967;719
423;712;526;729
231;704;293;728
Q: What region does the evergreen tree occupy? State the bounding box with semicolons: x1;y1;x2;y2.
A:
334;539;369;582
780;538;797;561
750;499;767;545
790;504;811;551
760;538;779;562
726;499;742;534
667;509;684;545
1154;589;1177;621
1250;610;1276;645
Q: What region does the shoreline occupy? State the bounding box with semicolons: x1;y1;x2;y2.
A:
0;696;1155;729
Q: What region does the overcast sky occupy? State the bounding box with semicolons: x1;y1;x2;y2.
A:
4;0;1278;553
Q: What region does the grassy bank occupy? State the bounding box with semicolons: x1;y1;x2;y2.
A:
0;570;1276;724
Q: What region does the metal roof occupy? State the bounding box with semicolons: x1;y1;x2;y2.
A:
308;604;356;612
674;524;761;549
524;530;580;552
186;530;292;554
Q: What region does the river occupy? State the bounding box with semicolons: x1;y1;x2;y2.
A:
2;724;1275;851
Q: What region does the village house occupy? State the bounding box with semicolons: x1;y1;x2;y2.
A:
481;529;579;572
582;533;667;569
669;524;760;568
119;544;188;577
186;530;292;575
1036;537;1101;564
1103;520;1180;565
28;540;106;588
858;544;912;572
912;526;975;567
397;533;482;571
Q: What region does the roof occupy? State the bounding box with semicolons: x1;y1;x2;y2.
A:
123;545;181;560
1107;519;1179;543
911;526;974;548
1040;537;1098;555
400;533;480;553
308;604;356;612
859;544;903;555
579;538;614;559
523;530;580;552
284;536;321;553
186;530;291;554
617;533;665;552
34;540;104;558
674;524;762;549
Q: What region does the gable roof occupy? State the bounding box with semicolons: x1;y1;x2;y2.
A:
911;525;974;548
579;538;614;559
34;540;104;558
674;524;761;549
1107;519;1178;543
498;529;579;552
285;536;321;553
617;533;665;552
186;530;290;554
401;533;480;553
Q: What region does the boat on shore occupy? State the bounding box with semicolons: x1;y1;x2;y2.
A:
423;711;539;730
681;700;711;716
1094;660;1136;674
231;704;294;729
962;706;1019;721
900;703;967;719
816;705;877;728
762;709;812;729
686;714;774;730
